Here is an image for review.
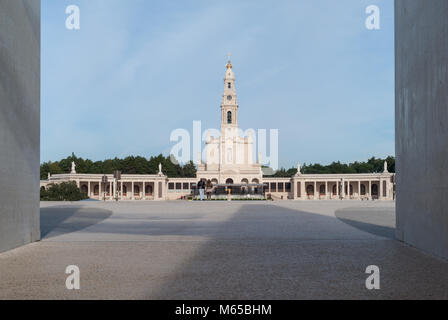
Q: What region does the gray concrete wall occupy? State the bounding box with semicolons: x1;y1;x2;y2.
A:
395;0;448;259
0;0;40;253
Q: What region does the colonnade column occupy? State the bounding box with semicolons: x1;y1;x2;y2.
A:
301;181;305;200
347;181;350;199
292;180;297;200
109;181;113;200
120;181;123;200
314;181;317;200
132;181;135;200
337;181;340;199
385;180;389;199
368;180;371;200
87;182;91;198
143;182;145;200
99;181;102;200
358;181;361;199
154;180;159;200
379;179;383;200
160;181;164;199
325;181;328;199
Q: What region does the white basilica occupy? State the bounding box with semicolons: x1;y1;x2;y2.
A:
196;60;263;185
41;60;395;201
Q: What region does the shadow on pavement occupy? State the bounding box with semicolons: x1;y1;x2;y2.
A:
40;206;113;239
335;207;396;239
146;203;422;299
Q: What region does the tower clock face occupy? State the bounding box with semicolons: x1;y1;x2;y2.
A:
227;95;232;101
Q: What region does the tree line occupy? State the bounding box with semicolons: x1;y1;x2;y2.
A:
266;156;395;177
40;153;196;179
41;154;394;179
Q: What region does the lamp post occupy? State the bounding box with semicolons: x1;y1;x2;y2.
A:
101;175;108;202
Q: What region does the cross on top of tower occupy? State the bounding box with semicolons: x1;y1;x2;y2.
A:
226;53;232;69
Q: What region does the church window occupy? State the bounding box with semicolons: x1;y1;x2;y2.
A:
227;111;232;124
228;82;231;89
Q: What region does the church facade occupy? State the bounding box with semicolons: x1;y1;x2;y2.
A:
41;61;395;201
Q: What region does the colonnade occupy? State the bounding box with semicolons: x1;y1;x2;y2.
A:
292;177;394;200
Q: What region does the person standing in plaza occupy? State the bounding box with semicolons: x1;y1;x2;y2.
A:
206;179;212;200
198;179;205;201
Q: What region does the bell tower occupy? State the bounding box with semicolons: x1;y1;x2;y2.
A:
221;60;238;135
197;57;262;184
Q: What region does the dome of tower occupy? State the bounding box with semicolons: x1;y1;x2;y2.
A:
225;60;235;79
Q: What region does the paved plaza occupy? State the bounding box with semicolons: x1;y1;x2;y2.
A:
0;200;447;299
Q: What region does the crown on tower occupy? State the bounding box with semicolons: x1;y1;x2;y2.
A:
226;60;232;69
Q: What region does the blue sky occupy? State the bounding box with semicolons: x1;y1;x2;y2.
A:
41;0;394;169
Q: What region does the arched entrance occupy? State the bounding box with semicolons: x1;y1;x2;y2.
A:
361;184;366;195
306;185;314;196
345;184;354;196
93;184;99;196
145;184;153;195
319;184;325;195
225;178;234;184
371;184;379;197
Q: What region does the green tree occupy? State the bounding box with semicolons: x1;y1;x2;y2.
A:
40;182;88;201
40;161;63;179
